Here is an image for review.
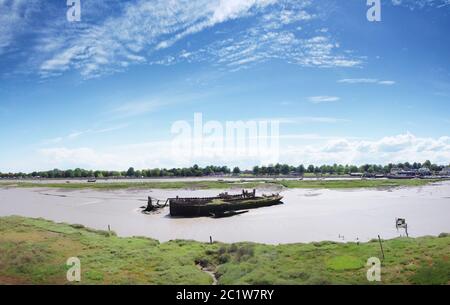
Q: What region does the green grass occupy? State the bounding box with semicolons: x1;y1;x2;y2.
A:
277;179;438;189
0;181;267;190
326;255;365;271
0;178;440;190
0;216;448;285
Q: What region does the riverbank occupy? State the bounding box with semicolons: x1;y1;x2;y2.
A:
0;178;442;190
0;216;448;284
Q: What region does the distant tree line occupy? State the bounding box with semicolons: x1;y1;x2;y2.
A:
0;165;232;179
252;160;446;176
0;161;448;179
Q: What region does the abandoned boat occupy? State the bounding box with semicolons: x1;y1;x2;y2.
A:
168;189;283;217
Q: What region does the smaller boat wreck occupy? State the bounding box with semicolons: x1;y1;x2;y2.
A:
142;189;283;218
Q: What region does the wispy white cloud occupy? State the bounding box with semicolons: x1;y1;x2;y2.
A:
37;0;281;78
43;124;129;144
282;133;450;165
155;0;278;50
2;1;447;79
0;0;40;54
36;133;450;170
391;0;450;9
308;96;340;103
27;0;362;78
378;80;396;85
109;91;212;119
111;100;168;118
254;116;349;124
95;124;130;133
338;78;396;85
38;139;175;170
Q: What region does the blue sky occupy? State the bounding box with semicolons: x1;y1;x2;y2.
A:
0;0;449;171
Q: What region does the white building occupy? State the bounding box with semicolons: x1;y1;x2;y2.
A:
440;167;450;176
418;167;431;176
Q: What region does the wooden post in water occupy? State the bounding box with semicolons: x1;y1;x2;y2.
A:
209;236;213;244
378;235;385;260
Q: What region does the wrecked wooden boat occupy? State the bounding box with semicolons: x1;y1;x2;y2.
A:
142;197;169;213
169;189;283;217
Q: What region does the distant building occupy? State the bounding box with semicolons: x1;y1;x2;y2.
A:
390;168;417;176
390;168;402;175
418;167;431;176
440;167;450;176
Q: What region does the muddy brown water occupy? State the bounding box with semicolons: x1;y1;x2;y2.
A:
0;182;449;244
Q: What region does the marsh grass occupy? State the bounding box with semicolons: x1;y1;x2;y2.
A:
0;178;439;191
0;216;448;284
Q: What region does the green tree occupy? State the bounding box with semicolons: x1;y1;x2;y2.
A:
74;168;82;178
253;166;260;175
281;164;290;175
423;160;432;169
126;167;135;177
297;165;305;175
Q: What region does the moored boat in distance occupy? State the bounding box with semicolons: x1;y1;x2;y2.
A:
169;189;283;217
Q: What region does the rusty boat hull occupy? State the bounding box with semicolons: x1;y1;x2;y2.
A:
169;193;283;217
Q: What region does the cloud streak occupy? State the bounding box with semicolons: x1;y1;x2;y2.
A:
0;0;363;78
391;0;450;9
37;0;283;78
253;116;349;124
0;0;40;55
338;78;396;85
308;96;340;103
2;1;448;79
43;124;129;144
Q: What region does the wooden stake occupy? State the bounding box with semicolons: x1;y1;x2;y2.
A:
210;236;213;244
378;235;385;260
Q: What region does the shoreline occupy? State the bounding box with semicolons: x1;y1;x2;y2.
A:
0;178;444;190
2;215;449;246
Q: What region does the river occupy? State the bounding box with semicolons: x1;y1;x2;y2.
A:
0;181;449;244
